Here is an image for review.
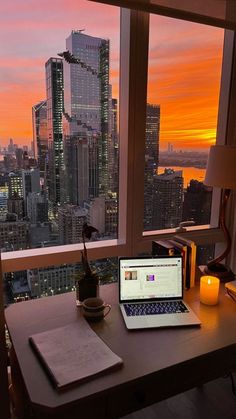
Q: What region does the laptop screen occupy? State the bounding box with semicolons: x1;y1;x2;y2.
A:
119;256;183;302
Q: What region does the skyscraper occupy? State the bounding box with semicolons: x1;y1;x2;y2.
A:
27;192;48;224
144;104;160;230
22;169;41;203
183;179;213;265
109;98;119;194
61;30;110;198
152;169;183;230
15;148;24;170
0;185;8;216
58;204;87;245
32;100;48;175
145;104;160;167
62;113;99;205
45;58;64;205
183;180;212;225
8;172;23;199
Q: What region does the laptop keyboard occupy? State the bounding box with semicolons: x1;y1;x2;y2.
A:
124;301;189;317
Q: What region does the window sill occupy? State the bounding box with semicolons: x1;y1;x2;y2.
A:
2;227;223;273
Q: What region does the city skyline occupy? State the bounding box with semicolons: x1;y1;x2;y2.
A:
0;1;223;149
0;20;213;302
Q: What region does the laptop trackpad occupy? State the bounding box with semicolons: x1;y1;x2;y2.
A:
146;314;180;328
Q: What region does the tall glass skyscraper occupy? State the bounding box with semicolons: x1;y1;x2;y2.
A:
45;58;64;206
32;100;48;176
144;104;160;230
62;30;110;199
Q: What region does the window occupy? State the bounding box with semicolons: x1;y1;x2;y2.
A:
1;5;236;287
144;14;224;232
1;0;120;254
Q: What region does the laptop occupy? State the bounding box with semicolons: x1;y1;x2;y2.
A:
119;255;201;329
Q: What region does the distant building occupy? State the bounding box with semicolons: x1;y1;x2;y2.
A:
7;195;24;220
85;197;105;233
22;151;30;169
28;265;77;298
3;155;16;172
84;195;118;237
15;148;24;170
183;180;212;225
0;185;8;215
21;169;41;216
8;172;23;199
109;98;119;194
10;271;31;303
63;115;99;205
45;58;64;205
105;197;118;236
7;169;41;218
62;30;111;197
8;138;14;153
0;220;29;251
22;169;41;202
27;192;48;224
58;204;87;244
29;223;51;248
144;103;160;230
32;100;48;175
183;180;214;265
153;169;183;230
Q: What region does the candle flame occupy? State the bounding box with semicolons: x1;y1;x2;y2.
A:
207;279;211;285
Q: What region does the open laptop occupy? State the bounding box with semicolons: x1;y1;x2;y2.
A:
119;255;201;329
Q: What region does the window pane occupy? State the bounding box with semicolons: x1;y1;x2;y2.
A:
4;257;118;305
144;15;224;232
0;1;119;253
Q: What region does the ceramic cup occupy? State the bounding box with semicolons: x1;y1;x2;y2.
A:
82;297;111;321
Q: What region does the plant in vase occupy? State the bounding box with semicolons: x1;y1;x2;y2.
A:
75;223;100;304
75;223;113;304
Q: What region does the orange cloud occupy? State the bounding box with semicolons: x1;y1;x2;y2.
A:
147;15;224;150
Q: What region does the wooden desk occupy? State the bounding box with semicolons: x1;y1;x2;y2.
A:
5;283;236;419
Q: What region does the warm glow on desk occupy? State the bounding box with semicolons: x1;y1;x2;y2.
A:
200;276;220;305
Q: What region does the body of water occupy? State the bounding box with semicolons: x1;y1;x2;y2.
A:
0;156;205;189
158;166;206;189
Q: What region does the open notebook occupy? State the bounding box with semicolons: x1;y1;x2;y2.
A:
119;255;201;329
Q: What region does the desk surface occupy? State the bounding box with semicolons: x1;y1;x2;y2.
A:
5;283;236;419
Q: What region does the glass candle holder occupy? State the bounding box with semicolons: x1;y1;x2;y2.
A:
200;275;220;305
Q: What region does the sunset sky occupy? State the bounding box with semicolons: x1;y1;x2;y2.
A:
0;0;224;150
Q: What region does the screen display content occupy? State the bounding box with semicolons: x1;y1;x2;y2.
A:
120;257;182;301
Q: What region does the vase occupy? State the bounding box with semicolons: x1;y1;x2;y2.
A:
76;279;99;306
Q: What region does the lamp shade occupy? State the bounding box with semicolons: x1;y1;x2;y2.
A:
204;145;236;190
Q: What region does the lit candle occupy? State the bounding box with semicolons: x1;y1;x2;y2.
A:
200;276;220;305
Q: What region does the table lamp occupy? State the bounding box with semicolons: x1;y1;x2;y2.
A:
204;145;236;280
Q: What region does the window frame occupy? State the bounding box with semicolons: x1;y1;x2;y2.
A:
2;10;236;274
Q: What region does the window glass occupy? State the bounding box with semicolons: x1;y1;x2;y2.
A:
0;1;119;253
144;14;224;232
4;257;118;305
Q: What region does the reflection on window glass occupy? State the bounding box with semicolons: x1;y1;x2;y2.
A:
144;14;223;231
196;244;215;266
0;1;119;252
4;258;118;305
